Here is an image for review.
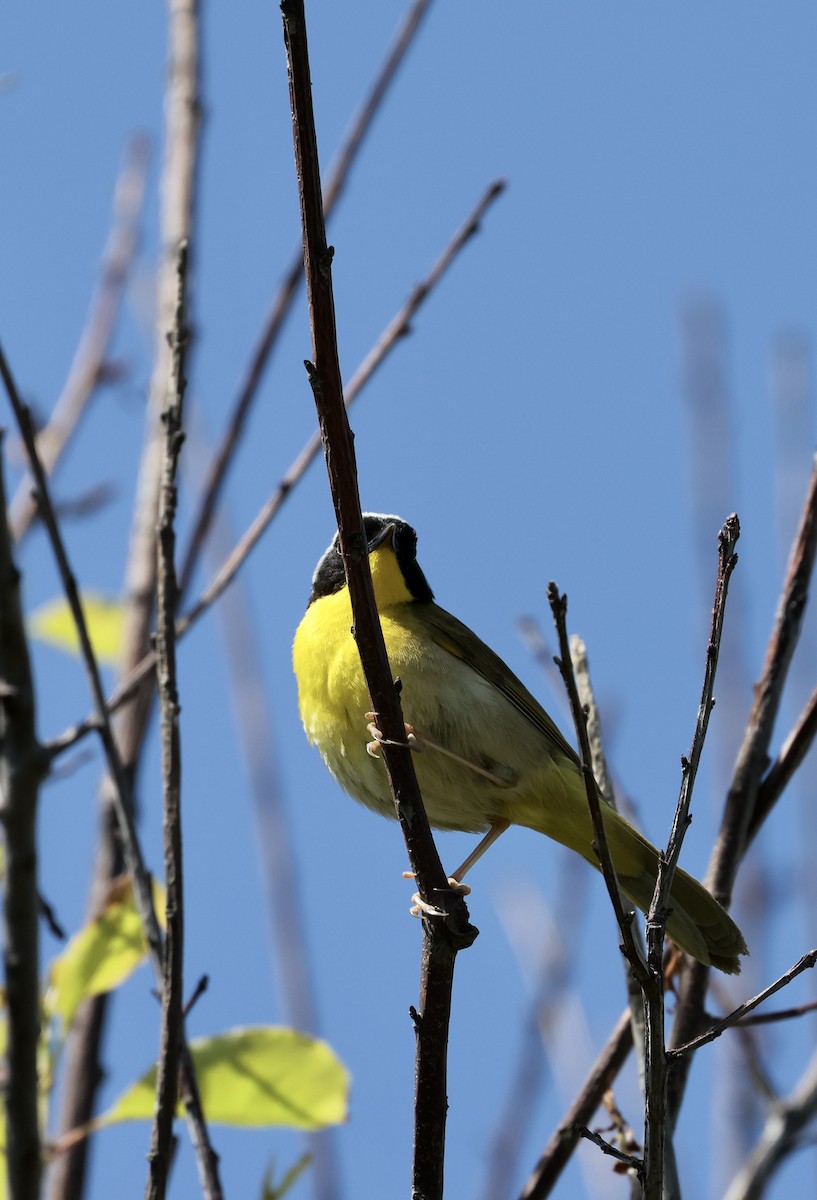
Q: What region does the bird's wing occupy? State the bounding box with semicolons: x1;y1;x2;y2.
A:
417;603;581;767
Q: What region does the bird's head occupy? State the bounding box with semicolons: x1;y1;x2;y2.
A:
307;513;434;606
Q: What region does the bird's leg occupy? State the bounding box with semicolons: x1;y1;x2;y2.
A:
404;818;512;915
366;714;515;788
447;818;511;885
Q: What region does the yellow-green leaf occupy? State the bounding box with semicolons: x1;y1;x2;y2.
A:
28;592;125;666
46;878;166;1033
104;1027;349;1130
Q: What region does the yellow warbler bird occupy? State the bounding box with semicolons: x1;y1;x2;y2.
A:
293;514;747;973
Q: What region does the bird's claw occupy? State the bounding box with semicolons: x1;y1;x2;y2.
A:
403;870;472;909
365;714;420;758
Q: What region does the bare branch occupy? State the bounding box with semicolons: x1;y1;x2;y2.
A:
0;433;48;1200
145;241;189;1200
546;584;648;982
8;134;150;545
48;1;210;1191
669;457;817;1122
574;1124;643;1180
280;6;475;1198
669;950;817;1058
748;682;817;846
2;343;220;1200
640;515;740;1194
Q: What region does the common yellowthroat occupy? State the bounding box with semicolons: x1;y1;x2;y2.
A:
293;514;747;973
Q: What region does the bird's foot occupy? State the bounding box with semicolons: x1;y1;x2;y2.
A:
365;714;420;758
402;870;472;901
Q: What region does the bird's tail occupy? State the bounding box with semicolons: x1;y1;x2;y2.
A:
520;779;748;973
599;805;747;973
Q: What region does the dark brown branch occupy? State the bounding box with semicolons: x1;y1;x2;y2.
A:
177;0;434;600
280;6;475;1199
640;514;740;1195
546;584;648;982
0;432;48;1200
8;134;150;545
145;241;189;1200
669;456;817;1121
518;1006;634;1199
574;1124;643;1180
669;950;817;1058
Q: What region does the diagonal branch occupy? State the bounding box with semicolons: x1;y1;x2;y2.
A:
668;949;817;1059
8;135;151;545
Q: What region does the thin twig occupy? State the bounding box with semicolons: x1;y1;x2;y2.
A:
547;584;648;982
669;950;817;1058
0;434;48;1200
177;0;435;600
669;457;817;1123
45;178;505;761
280;7;475;1200
735;997;817;1027
574;1124;644;1179
8;134;151;545
518;1006;634;1199
145;241;189;1200
748;682;817;846
641;514;740;1196
571;633;652;1187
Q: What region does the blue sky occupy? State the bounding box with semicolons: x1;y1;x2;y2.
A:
5;3;817;1198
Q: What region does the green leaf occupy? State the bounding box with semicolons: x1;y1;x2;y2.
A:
46;877;166;1033
28;591;125;666
104;1027;349;1130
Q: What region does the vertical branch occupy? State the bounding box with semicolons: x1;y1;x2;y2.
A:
48;1;202;1194
146;242;189;1200
1;345;223;1199
641;516;741;1199
669;457;817;1120
0;436;48;1200
546;585;648;981
280;5;476;1198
